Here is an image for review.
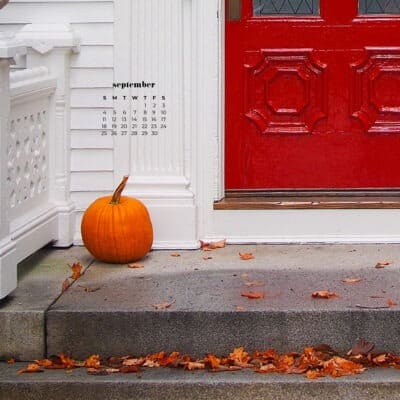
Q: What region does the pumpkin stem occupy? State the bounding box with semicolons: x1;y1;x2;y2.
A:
110;175;129;204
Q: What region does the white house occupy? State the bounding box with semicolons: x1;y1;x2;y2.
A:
1;0;400;298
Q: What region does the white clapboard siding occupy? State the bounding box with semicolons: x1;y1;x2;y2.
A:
0;0;116;213
71;191;111;211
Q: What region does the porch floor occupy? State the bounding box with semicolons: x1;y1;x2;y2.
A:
1;243;400;399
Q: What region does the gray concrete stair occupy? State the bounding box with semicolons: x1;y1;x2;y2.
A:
2;244;400;399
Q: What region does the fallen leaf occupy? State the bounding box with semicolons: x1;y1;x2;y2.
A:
241;291;265;299
84;355;101;369
235;306;245;311
61;279;71;293
241;273;249;279
200;239;226;251
375;261;393;269
152;300;175;310
78;285;100;293
350;338;375;356
122;358;145;367
239;252;255;260
119;365;140;373
128;263;144;269
183;361;205;370
7;358;15;364
69;262;83;280
388;299;398;307
342;277;362;284
87;368;109;375
203;256;213;260
204;354;221;369
170;253;181;257
244;281;264;287
34;358;53;368
18;363;43;374
312;290;339;299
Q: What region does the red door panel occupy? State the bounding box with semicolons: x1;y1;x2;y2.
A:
226;0;400;189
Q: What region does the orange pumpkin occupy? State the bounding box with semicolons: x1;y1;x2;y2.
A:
81;176;153;263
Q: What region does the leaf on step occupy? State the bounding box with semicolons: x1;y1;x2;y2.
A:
204;354;221;369
342;277;362;284
235;306;245;311
170;252;181;257
84;355;101;369
311;290;339;299
18;363;43;374
388;298;398;307
69;262;83;280
241;291;265;299
183;361;205;370
128;263;144;269
200;239;226;251
119;365;141;373
350;338;375;356
375;261;393;269
7;358;15;365
239;252;255;260
203;256;213;260
122;358;145;367
61;279;71;293
78;285;100;293
152;300;175;310
244;281;264;287
87;368;109;375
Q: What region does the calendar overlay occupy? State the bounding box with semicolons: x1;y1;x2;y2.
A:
101;82;167;137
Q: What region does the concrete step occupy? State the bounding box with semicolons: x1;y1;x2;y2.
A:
2;362;400;400
45;244;400;358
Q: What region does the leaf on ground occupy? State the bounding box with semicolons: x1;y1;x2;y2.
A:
342;277;362;284
239;252;255;260
241;291;265;299
375;261;393;269
61;279;71;293
18;363;43;374
235;306;245;311
203;256;213;260
152;300;175;310
128;263;144;269
311;290;339;299
87;368;110;376
78;285;100;293
7;358;15;365
84;355;101;369
69;262;83;280
170;253;181;257
204;354;221;369
122;358;145;367
119;365;141;373
183;361;205;370
200;239;226;251
244;281;264;287
388;298;398;307
350;338;375;356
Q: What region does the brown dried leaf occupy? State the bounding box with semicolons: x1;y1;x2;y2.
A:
204;354;221;369
241;291;265;299
203;256;213;260
78;285;100;293
351;338;375;356
375;261;393;269
239;252;255;260
119;365;140;373
69;262;83;280
87;368;109;375
122;358;145;367
235;306;245;311
311;290;339;299
128;263;144;269
342;277;362;284
183;361;205;370
62;279;71;293
170;252;181;257
7;358;15;365
18;363;43;374
388;298;398;307
200;239;226;251
152;300;175;310
244;281;264;287
84;355;101;369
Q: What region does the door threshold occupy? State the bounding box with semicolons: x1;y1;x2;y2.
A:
214;190;400;210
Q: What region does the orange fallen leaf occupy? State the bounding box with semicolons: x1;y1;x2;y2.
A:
62;279;71;293
119;365;141;373
244;281;264;287
69;262;82;280
312;291;339;299
342;277;362;284
200;239;226;251
7;358;15;365
375;261;393;269
203;256;213;260
235;306;245;311
18;363;43;374
170;253;181;257
183;361;205;370
239;252;255;260
84;355;101;369
78;285;100;293
388;299;398;307
152;300;175;310
128;263;144;269
204;354;221;369
122;358;145;367
241;291;265;299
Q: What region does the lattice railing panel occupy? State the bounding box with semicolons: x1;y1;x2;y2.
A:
253;0;319;15
359;0;400;14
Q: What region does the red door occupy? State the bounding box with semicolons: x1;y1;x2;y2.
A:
226;0;400;190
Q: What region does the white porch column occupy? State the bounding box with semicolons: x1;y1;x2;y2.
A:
114;0;197;248
0;34;25;298
16;24;80;247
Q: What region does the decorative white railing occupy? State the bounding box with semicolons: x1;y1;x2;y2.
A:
0;26;80;299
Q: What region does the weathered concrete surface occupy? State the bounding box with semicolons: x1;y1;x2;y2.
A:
2;362;400;400
0;246;93;361
47;244;400;358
